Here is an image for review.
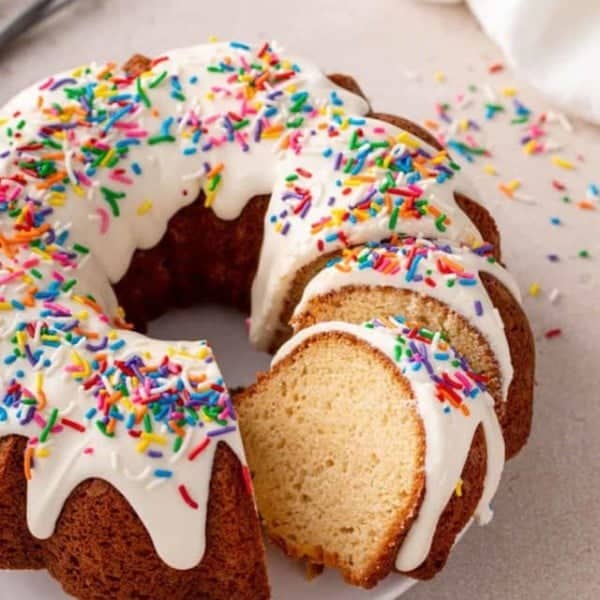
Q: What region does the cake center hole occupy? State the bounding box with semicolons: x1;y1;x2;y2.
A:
147;302;271;388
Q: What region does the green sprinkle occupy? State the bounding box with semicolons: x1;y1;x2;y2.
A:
40;408;59;443
208;174;221;192
136;77;151;108
389;206;399;230
173;436;183;453
143;413;153;433
286;116;304;129
435;214;447;232
148;134;176;145
96;420;114;437
233;118;250;130
62;279;77;292
100;187;126;217
148;71;168;89
73;243;89;254
578;249;590;258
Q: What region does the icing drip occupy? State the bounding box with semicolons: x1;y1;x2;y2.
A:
293;237;520;399
272;318;505;572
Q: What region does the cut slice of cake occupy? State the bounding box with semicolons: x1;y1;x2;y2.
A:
236;319;505;587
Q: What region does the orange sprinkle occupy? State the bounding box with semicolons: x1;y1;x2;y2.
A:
169;420;186;438
577;201;595;210
206;162;224;179
35;170;67;190
24;447;34;480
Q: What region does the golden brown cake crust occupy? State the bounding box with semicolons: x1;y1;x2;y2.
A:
0;436;269;600
481;273;535;458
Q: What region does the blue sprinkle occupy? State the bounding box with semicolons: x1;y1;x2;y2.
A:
154;469;173;478
229;41;250;50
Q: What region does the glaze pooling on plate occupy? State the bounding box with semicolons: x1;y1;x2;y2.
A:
0;39;498;574
272;318;505;572
293;237;520;399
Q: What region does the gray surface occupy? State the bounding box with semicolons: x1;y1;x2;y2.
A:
0;1;598;599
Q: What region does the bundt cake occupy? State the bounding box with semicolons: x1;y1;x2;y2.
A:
0;39;533;598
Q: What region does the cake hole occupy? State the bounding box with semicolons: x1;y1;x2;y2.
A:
147;302;271;388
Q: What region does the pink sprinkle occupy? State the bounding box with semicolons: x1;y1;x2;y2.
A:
96;207;110;234
109;171;134;185
125;130;148;138
39;77;54;91
0;270;24;284
75;171;92;186
22;258;40;268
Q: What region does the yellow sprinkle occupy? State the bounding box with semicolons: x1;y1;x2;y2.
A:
551;155;574;170
523;139;538;155
0;302;12;310
100;148;115;167
205;91;215;101
434;71;446;83
71;351;91;378
136;200;153;216
396;131;420;149
35;448;51;458
507;179;521;192
208;35;218;43
108;330;118;340
16;331;26;349
502;87;518;97
284;83;297;94
72;185;85;197
140;432;167;445
76;310;89;320
48;193;65;207
455;479;463;497
41;334;60;342
136;440;150;453
483;164;498;176
282;60;292;70
528;282;541;297
31;247;51;260
0;118;8;126
274;222;282;233
204;191;216;207
36;372;44;391
458;119;470;132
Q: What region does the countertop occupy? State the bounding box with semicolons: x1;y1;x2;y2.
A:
0;1;598;599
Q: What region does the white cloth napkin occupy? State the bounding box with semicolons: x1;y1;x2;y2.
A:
420;0;600;125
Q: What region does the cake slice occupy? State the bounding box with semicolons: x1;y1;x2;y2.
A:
236;319;504;587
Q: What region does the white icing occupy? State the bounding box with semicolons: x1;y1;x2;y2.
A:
273;321;505;572
292;238;520;400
